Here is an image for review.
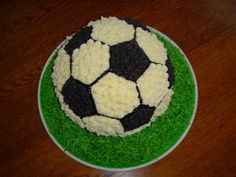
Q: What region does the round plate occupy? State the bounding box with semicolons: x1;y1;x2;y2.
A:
38;27;198;171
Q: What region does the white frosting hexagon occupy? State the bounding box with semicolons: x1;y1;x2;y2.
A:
153;89;173;119
137;63;169;107
52;48;71;91
72;39;110;85
136;28;167;64
91;73;139;118
89;16;135;46
83;115;124;136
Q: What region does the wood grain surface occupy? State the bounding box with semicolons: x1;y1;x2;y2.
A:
0;0;236;176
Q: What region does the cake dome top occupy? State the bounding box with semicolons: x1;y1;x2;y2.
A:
52;16;175;136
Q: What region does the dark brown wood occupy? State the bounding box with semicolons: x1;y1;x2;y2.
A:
0;0;236;176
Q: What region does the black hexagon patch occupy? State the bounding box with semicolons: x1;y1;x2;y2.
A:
61;76;97;118
110;40;150;81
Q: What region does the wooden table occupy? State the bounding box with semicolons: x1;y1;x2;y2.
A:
1;0;236;176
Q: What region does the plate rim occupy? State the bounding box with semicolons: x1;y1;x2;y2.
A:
37;26;198;171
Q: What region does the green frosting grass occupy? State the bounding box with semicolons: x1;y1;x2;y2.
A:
39;31;196;169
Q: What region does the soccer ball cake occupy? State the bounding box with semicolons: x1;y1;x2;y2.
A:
52;17;175;137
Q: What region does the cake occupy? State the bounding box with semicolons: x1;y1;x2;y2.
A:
52;17;175;137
